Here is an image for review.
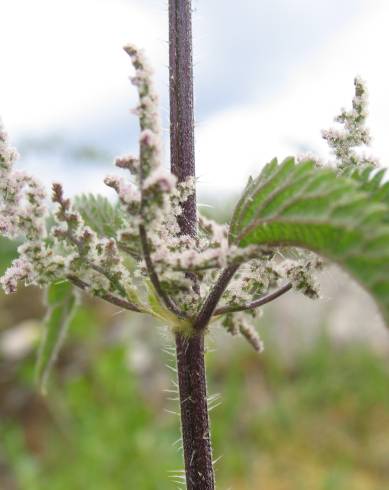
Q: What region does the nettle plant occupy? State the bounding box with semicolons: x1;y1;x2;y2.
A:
1;2;389;489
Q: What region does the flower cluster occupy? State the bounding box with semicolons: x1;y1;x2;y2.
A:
283;256;322;300
322;77;378;171
0;48;379;352
222;310;264;352
0;125;47;241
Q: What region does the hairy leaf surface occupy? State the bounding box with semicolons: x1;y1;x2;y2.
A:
343;166;389;220
74;194;125;238
230;157;389;325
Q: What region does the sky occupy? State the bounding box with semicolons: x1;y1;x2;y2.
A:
1;0;388;198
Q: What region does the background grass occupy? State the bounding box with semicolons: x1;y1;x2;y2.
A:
2;303;389;489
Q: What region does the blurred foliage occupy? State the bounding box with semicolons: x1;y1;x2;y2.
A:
35;282;78;393
2;317;389;489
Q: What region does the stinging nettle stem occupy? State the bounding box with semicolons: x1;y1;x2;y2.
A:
169;0;215;488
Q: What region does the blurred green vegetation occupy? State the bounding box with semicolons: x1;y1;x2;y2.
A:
2;228;389;489
2;310;389;489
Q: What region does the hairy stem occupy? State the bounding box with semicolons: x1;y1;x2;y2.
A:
169;0;215;488
175;333;214;489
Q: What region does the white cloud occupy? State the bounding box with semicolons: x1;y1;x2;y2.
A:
2;0;389;197
0;0;167;133
195;1;389;193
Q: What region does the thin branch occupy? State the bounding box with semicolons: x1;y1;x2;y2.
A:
123;45;185;319
139;224;185;318
193;263;240;331
214;282;293;316
67;274;143;313
117;243;141;261
171;263;220;273
67;233;130;299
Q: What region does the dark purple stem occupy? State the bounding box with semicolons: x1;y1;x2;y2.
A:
67;275;142;313
193;263;240;331
169;0;215;488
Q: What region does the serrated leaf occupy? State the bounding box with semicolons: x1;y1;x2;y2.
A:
74;194;125;238
230;157;389;325
36;281;77;394
344;166;389;221
229;158;279;240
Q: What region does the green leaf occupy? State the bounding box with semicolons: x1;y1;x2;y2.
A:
230;157;389;325
343;166;389;221
36;281;78;394
74;194;125;238
0;237;18;275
